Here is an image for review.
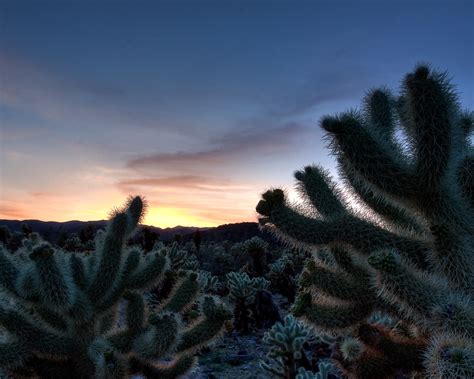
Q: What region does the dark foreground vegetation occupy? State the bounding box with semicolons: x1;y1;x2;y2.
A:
0;65;472;378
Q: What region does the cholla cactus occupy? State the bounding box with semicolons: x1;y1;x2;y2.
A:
242;236;269;277
0;196;231;378
267;254;298;302
226;272;270;333
147;242;200;307
226;272;269;305
197;270;221;294
256;65;474;378
261;315;311;378
296;362;334;379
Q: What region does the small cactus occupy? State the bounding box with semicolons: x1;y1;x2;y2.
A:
260;315;311;378
226;271;272;333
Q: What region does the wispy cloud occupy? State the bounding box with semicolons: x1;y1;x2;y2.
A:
0;202;29;220
118;175;251;192
127;121;308;170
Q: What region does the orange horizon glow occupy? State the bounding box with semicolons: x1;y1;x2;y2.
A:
0;203;257;228
0;189;263;228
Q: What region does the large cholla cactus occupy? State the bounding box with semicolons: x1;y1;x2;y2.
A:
0;196;231;378
256;66;473;378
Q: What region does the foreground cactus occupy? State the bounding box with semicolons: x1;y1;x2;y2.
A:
257;65;473;377
0;196;231;378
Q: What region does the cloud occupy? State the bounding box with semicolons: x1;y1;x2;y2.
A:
127;121;308;170
0;202;29;219
117;175;251;192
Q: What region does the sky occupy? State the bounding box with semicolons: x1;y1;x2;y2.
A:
0;0;473;227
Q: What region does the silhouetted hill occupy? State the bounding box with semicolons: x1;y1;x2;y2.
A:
0;219;278;245
189;222;276;244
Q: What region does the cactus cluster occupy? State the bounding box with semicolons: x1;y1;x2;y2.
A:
226;271;273;333
197;270;222;294
261;314;311;378
146;241;200;308
256;65;474;378
266;254;299;302
0;196;231;378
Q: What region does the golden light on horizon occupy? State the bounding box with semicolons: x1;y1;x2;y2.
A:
143;206;219;228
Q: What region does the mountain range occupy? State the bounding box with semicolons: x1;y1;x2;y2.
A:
0;219;277;245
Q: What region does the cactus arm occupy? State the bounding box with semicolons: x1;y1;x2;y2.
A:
429;222;474;292
123;291;145;331
132;313;179;359
369;251;474;335
88;198;144;302
29;243;73;311
321;113;417;199
15;265;41;302
299;265;372;302
339;160;425;233
126;253;168;290
369;251;444;318
0;246;19;295
364;88;396;136
457;155;474;207
0;305;73;358
161;272;200;314
294;165;347;218
257;191;428;267
292;293;373;331
124;196;145;234
88;212;129;303
96;249;142;312
175;315;227;353
107;330;136;353
98;309;117;335
70;254;88;291
402;67;457;189
0;341;32;370
176;297;231;353
34;306;69;331
357;324;425;371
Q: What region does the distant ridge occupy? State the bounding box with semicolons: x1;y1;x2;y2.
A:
0;219;278;245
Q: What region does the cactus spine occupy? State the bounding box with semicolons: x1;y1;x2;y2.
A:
256;66;474;378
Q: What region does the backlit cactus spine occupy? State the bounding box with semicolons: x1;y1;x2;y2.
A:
0;196;231;378
256;66;474;378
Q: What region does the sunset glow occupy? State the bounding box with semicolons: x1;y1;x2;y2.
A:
1;1;472;227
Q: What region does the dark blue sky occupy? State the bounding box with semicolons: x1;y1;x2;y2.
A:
1;0;473;226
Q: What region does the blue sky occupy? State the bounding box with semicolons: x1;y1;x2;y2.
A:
1;0;473;226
